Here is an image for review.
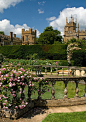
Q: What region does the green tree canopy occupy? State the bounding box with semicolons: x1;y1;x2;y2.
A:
37;26;62;44
0;31;5;35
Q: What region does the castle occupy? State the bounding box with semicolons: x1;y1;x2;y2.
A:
64;17;86;42
0;28;36;46
21;28;36;45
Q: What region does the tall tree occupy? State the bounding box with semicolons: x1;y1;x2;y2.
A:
37;26;62;44
0;31;4;35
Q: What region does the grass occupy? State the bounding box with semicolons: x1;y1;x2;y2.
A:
24;81;85;99
38;82;85;122
42;111;86;122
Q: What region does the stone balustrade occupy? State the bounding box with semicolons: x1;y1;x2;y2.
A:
30;65;86;77
1;65;86;119
29;65;86;107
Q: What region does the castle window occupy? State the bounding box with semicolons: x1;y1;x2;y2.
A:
26;36;28;41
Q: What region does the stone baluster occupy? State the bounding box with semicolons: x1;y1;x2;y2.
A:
51;81;55;99
73;69;76;76
56;67;58;76
84;80;86;97
80;69;82;76
63;81;68;99
45;67;47;75
74;81;79;98
40;67;41;75
37;82;41;100
68;67;70;76
74;69;76;76
84;69;86;75
35;67;37;75
62;68;64;76
38;67;39;75
51;67;52;75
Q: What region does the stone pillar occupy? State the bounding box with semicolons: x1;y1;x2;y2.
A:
63;81;68;99
51;81;55;99
74;81;79;98
84;80;86;97
51;67;52;75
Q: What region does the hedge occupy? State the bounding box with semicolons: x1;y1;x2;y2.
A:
0;44;67;60
72;49;86;66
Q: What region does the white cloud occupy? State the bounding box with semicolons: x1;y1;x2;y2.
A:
38;1;46;5
66;4;69;7
0;0;23;13
49;7;86;36
46;16;56;21
38;9;44;14
0;19;40;37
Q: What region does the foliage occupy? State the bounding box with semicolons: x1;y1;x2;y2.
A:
72;49;86;66
26;53;38;60
0;31;5;35
67;42;81;66
0;62;50;110
0;45;67;60
58;60;74;66
37;26;63;44
37;31;56;44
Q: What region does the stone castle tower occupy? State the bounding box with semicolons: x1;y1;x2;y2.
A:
21;28;36;45
64;17;86;42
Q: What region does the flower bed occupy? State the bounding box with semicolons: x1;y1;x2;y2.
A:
0;62;50;118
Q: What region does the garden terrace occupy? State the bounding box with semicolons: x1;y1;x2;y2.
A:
0;64;86;119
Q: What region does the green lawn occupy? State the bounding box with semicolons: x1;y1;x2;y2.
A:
24;81;85;122
42;111;86;122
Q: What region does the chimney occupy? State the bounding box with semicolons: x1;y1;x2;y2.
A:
14;34;16;37
10;32;13;45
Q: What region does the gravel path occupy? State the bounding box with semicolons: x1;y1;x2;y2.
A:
1;105;86;122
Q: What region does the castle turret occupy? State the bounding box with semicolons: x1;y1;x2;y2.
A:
29;28;32;33
72;17;74;23
66;17;68;24
22;29;25;34
21;28;36;45
77;23;79;32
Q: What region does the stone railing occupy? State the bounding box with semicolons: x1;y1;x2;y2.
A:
29;65;86;77
1;65;86;119
28;65;86;107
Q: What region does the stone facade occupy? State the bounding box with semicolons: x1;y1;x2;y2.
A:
0;32;22;46
21;28;36;45
64;17;86;42
0;28;36;46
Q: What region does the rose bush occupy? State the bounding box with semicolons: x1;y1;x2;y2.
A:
0;62;50;110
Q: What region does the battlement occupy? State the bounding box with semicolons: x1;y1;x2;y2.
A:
22;28;36;35
21;28;36;45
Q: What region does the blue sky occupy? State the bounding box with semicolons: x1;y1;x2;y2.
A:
0;0;86;38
